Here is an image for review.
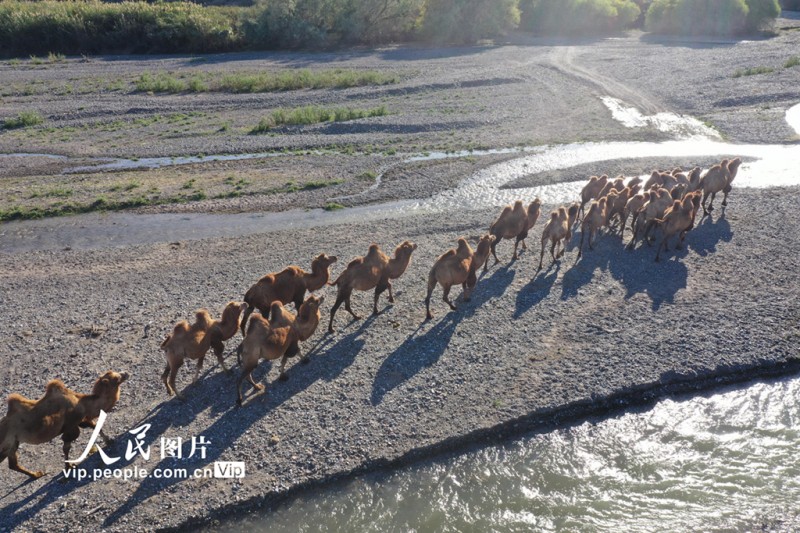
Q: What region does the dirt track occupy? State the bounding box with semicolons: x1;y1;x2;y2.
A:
1;15;800;532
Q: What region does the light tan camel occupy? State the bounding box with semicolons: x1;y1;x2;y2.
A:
425;238;474;319
538;207;570;271
328;244;390;332
700;159;733;216
579;175;608;219
380;240;418;304
488;200;528;264
161;301;247;399
577;197;608;259
0;371;129;478
240;253;337;335
236;295;324;405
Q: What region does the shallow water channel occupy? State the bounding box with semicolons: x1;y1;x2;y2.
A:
222;374;800;532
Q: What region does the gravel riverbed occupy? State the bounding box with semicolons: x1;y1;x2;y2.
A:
1;14;800;531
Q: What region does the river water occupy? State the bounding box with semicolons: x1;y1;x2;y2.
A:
224;374;800;532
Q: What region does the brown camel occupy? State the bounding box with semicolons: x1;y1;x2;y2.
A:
382;240;418;304
425;238;474;320
161;301;247;399
721;157;742;207
236;295;323;405
577;197;608;259
328;244;390;332
538;207;570;271
627;187;672;249
0;371;129;478
515;198;543;254
621;192;647;240
579;175;608;219
654;196;696;261
240;253;337;335
467;234;496;288
488;200;528;264
700;159;733;216
597;176;625;199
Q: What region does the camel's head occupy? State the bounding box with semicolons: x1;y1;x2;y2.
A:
221;301;247;324
727;157;742;174
394;240;417;258
598;175;609;186
366;244;382;257
628;176;643;188
527;197;541;213
298;294;324;322
475;234;495;254
313;253;338;270
567;202;580;219
689;167;701;182
92;371;129;410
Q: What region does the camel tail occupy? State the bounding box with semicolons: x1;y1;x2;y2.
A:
160;334;172;350
0;415;9;458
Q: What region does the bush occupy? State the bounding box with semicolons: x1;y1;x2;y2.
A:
420;0;520;44
645;0;780;35
2;111;44;129
520;0;641;35
0;2;243;56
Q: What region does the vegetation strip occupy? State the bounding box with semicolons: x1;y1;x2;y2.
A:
251;106;388;132
135;70;398;94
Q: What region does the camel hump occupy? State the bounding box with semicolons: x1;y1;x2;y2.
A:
194;309;213;328
346;257;364;269
171;320;190;336
257;273;276;284
441;249;456;259
6;393;26;414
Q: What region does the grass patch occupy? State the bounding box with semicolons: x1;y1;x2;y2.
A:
785;56;800;69
2;110;43;129
732;66;775;78
134;69;397;94
285;179;344;192
251;105;387;133
323;202;345;211
29;187;72;199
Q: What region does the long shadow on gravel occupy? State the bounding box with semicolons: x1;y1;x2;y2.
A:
371;265;516;405
515;261;561;318
101;321;373;528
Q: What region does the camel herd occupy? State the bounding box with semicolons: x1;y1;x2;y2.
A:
0;157;741;479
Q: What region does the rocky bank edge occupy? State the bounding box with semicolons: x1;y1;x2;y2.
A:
0;186;798;532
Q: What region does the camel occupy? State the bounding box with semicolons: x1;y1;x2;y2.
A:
538;207;570;271
654;196;696;261
699;159;734;216
627;187;672;249
381;240;418;304
236;295;323;405
643;170;675;191
721;157;742;207
488;200;528;264
597;176;625;199
603;188;632;231
577;197;608;259
240;253;338;335
425;238;474;320
515;198;543;255
621;192;647;240
579;175;608;219
0;371;129;478
467;234;496;287
328;244;390;333
161;301;247;399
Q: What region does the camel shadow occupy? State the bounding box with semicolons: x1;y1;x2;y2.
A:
514;261;561;318
370;266;515;405
689;213;733;257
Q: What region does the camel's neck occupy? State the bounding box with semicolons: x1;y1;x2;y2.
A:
216;313;240;341
387;254;411;278
293;312;320;342
304;264;330;291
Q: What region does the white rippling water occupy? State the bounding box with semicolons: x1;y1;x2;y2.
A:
222;376;800;532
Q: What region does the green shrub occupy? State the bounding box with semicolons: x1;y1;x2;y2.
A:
251;105;388;132
645;0;780;35
785;56;800;68
3;110;44;129
520;0;641;34
420;0;520;43
0;1;244;56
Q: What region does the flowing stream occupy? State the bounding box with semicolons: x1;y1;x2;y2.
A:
222;375;800;532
